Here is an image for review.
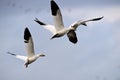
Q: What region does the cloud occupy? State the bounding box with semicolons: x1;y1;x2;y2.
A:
0;1;120;80
62;6;120;23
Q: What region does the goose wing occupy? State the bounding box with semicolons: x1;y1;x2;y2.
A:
67;30;78;44
7;52;27;61
70;16;103;30
24;27;35;58
34;18;56;34
51;0;64;31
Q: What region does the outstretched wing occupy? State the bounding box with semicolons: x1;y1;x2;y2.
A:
81;16;104;24
34;18;56;34
51;0;64;31
70;16;104;30
67;30;78;44
24;27;35;58
7;52;27;61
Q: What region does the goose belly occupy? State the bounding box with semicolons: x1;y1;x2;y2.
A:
57;29;68;36
28;57;37;64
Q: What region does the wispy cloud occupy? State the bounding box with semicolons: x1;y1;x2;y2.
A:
0;0;120;80
62;6;120;23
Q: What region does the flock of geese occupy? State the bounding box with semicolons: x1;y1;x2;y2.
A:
8;0;103;68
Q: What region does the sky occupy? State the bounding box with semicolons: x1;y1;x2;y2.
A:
0;0;120;80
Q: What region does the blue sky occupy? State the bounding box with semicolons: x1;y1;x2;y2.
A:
0;0;120;80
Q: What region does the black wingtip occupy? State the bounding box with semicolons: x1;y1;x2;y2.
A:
101;16;104;19
98;16;104;20
7;52;16;56
34;18;46;25
51;0;59;16
24;27;31;43
92;16;104;21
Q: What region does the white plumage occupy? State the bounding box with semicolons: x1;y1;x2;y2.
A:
7;27;45;68
35;0;103;44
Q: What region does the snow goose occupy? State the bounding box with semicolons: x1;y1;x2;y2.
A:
34;0;103;44
7;27;45;68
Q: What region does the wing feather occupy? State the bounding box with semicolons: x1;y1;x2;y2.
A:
7;52;27;61
67;30;78;44
70;16;103;30
51;0;64;31
24;28;35;58
34;18;56;34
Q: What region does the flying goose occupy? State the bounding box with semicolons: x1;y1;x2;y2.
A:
7;27;45;68
35;0;103;44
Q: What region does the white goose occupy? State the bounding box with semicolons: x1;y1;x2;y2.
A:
35;0;103;44
7;27;45;68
